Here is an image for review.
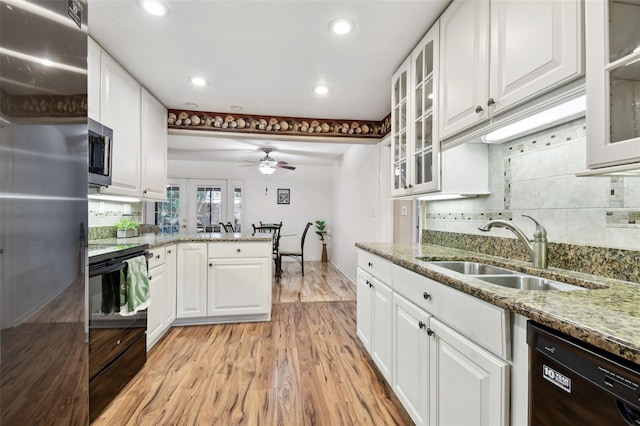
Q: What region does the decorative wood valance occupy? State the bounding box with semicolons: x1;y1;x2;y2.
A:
168;109;391;139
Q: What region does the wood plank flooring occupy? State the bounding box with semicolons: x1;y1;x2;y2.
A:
92;261;412;425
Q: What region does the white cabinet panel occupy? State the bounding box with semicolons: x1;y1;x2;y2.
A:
430;317;509;426
164;245;177;325
371;277;393;383
98;52;141;197
87;37;101;121
356;269;373;351
392;293;431;426
207;257;270;316
140;88;167;201
147;263;166;349
176;243;207;318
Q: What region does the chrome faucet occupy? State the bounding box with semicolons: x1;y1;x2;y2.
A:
478;215;548;269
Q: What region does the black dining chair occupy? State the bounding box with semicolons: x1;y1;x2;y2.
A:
219;222;235;232
279;222;312;276
252;222;283;277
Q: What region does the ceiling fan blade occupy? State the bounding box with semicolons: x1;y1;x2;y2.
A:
238;164;256;167
276;160;289;165
277;164;296;170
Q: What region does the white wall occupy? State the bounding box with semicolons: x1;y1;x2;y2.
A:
168;159;333;261
330;142;390;282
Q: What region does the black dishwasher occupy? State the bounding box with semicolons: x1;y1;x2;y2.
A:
528;321;640;425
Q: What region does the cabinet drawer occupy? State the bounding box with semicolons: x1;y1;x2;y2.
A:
358;250;392;284
148;246;165;269
392;265;509;359
208;242;270;258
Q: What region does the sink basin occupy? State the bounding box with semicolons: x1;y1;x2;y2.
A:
478;275;587;291
429;261;517;275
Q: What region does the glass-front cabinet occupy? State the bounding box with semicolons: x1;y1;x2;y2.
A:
391;23;440;197
585;0;640;169
391;57;410;197
410;24;440;193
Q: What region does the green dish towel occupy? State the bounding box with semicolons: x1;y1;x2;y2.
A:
120;255;150;316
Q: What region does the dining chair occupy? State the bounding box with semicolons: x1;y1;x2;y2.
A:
279;222;312;276
252;222;283;277
219;222;235;232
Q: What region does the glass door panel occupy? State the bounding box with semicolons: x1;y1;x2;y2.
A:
609;57;640;144
153;180;187;234
608;0;640;63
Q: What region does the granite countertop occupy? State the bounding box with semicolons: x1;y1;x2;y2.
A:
90;232;272;249
356;242;640;365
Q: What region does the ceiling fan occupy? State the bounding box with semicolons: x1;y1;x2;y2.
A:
242;148;296;175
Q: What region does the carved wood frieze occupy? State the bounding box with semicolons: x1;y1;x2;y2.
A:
168;109;391;139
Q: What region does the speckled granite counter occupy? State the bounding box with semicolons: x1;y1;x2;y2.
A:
356;242;640;365
90;232;272;248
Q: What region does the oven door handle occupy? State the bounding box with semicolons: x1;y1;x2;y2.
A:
89;262;126;277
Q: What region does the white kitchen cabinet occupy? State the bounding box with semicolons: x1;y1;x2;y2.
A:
391;57;411;197
147;262;166;349
439;0;583;140
392;293;431;426
97;51;142;198
140;88;167;201
429;317;510;426
176;243;207;318
147;245;176;350
207;257;270;317
584;0;640;170
356;250;394;383
392;25;441;197
164;245;177;326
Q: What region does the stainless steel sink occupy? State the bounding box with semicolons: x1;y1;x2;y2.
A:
429;261;517;275
478;275;587;291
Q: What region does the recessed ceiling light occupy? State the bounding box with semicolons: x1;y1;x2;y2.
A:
185;102;199;108
189;76;208;87
314;85;329;95
328;18;355;35
230;105;243;112
140;0;171;17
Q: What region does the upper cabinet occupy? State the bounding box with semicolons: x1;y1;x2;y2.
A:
585;0;640;170
439;0;583;140
88;37;168;200
392;25;441;197
141;88;168;201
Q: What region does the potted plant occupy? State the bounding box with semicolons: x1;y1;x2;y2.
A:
116;218;139;238
315;220;330;262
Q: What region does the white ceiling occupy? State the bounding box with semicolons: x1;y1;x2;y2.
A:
88;0;450;165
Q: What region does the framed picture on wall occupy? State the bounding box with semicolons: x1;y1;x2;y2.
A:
277;188;290;204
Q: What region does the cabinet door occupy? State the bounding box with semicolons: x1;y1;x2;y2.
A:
410;23;441;194
585;0;640;168
98;52;141;197
147;264;165;350
164;245;177;325
490;0;582;114
87;37;101;121
176;243;207;318
392;293;430;426
356;269;373;351
429;317;509;426
391;57;412;197
371;277;393;384
439;0;490;139
206;257;270;316
140;88;167;201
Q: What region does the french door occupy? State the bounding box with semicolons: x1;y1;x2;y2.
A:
149;179;243;234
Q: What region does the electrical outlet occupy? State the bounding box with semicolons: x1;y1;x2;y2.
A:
401;206;408;216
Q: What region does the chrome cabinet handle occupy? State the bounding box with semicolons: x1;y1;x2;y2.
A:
209;263;213;267
156;254;160;259
423;292;431;300
427;328;435;337
366;280;373;288
237;248;241;253
475;105;483;113
418;321;426;329
368;262;373;267
487;98;495;106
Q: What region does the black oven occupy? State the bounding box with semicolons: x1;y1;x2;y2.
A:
88;243;150;422
88;118;113;187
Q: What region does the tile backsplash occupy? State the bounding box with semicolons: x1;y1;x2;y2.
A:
423;117;639;281
424;118;640;251
88;200;143;240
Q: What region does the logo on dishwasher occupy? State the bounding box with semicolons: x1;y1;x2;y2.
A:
543;365;572;393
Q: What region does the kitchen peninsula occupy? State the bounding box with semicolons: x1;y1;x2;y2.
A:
90;233;273;349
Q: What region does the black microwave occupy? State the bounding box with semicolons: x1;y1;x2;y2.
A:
88;118;113;187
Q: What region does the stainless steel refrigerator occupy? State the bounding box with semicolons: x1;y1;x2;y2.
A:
0;0;89;424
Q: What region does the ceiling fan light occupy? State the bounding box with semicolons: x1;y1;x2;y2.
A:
259;163;276;175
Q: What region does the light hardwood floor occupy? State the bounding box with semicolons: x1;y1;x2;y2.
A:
92;261;413;425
